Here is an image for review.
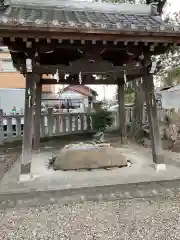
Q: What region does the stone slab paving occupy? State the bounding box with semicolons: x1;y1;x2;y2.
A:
0;178;180;207
1;144;180;194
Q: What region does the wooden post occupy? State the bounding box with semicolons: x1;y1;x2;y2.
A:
0;109;4;145
33;81;42;151
20;73;35;180
117;83;127;144
143;74;166;171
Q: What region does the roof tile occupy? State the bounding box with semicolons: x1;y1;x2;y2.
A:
0;5;178;34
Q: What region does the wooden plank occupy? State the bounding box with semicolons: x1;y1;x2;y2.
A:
21;73;35;176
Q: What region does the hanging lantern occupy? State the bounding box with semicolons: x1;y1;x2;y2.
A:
79;72;82;84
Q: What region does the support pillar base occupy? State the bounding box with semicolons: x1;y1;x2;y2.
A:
19;173;33;182
154;163;166;172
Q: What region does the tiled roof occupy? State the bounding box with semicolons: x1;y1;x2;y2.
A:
0;1;178;33
64;85;98;97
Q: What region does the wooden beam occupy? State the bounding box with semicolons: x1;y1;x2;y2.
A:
0;28;180;44
35;62;131;74
6;40;143;52
40;74;144;85
6;40;170;58
143;74;165;170
35;64;147;75
20;73;35;180
40;77;116;85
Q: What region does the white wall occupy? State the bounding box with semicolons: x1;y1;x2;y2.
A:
60;90;89;109
0;88;25;113
60;90;84;99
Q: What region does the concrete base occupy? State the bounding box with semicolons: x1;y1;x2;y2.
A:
2;145;180;195
154;163;167;172
19;173;33;182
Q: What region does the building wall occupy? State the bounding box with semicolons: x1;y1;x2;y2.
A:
0;88;25;113
0;52;11;58
61;90;84;99
0;51;55;93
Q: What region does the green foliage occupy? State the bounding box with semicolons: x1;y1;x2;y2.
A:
89;109;114;131
125;84;134;94
162;68;180;87
124;83;135;104
155;11;180;85
125;92;135;104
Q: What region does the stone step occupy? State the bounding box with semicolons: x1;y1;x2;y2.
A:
0;179;179;208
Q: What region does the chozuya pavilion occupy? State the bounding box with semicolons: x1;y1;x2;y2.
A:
0;0;179;180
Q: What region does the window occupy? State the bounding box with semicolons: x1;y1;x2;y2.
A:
1;60;16;72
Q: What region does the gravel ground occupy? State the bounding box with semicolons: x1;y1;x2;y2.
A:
1;137;180;239
1;194;180;240
0;150;20;180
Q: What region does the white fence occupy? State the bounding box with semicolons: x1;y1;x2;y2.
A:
0;107;148;142
2;113;90;142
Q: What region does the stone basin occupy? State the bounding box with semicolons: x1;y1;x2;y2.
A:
53;143;127;170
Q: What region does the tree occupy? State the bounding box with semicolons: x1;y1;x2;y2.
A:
155;10;180;86
162;68;180;87
124;83;135;104
95;0;175;138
